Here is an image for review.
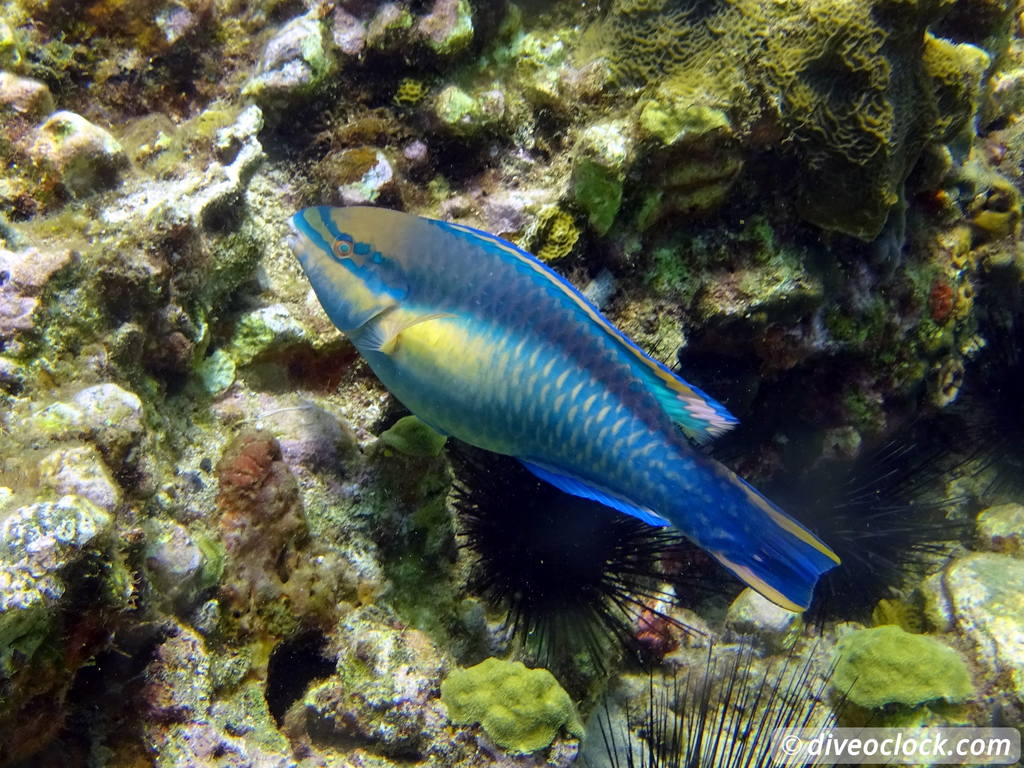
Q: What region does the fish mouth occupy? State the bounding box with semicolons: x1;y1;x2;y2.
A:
286;215;305;259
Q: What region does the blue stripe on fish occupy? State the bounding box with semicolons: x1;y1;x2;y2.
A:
318;205;350;245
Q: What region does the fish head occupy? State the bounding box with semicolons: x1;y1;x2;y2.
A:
289;206;411;334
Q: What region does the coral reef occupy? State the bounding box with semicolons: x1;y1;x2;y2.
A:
975;502;1024;556
30;110;129;197
587;0;991;239
302;606;448;758
0;495;128;764
215;430;307;618
243;14;334;110
724;588;803;652
0;0;1021;762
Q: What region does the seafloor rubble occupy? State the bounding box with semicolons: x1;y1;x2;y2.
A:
1;0;1024;765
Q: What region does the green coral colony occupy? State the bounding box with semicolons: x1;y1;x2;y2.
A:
1;0;1023;764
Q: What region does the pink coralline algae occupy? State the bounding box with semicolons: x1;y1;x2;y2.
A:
215;430;309;628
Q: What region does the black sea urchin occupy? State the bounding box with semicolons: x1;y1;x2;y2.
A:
449;442;705;668
950;282;1024;497
583;643;841;768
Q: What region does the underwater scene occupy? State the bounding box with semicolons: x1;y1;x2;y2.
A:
2;0;1024;765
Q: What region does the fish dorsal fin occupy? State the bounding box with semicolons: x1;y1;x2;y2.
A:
354;305;455;354
434;219;738;443
518;459;672;527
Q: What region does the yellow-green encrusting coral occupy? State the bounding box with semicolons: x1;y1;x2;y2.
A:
531;207;580;262
833;625;974;709
960;154;1023;242
394;77;428;106
922;33;991;140
588;0;991;240
440;657;584;754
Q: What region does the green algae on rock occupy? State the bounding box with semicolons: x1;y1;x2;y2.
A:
572;159;623;236
303;605;447;757
140;621;295;768
29;111;129;198
0;20;22;69
441;657;584;754
38;443;122;512
0;494;131;765
434;84;506;137
195;347;237;394
833;625;974;709
570;119;633;235
379;414;447;458
417;0;474;56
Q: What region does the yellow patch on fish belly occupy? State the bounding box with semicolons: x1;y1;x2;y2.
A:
360;306;456;354
388;314;491;375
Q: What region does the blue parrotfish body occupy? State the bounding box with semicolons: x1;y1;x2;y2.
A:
289;205;839;611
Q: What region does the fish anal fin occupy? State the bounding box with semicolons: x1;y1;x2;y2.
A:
518;459;672;527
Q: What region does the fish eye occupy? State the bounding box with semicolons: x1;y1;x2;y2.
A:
332;239;353;259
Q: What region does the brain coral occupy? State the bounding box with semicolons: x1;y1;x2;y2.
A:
590;0;985;240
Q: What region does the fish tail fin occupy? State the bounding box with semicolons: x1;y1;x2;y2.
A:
705;473;840;612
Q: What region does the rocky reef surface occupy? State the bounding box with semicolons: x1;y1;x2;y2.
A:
1;0;1024;765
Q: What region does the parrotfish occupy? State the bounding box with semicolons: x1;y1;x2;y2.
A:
289;206;840;611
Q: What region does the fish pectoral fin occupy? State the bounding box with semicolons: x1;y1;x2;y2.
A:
355;306;456;354
518;459;672;527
